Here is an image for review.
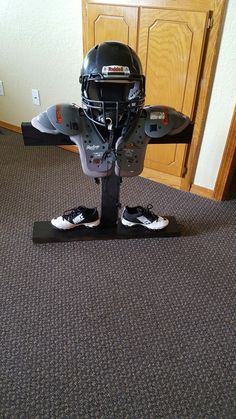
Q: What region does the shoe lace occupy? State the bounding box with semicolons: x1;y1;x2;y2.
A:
62;206;84;220
141;204;157;221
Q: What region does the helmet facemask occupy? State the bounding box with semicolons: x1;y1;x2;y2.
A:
81;75;145;130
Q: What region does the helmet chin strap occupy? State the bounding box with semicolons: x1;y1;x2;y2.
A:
106;117;113;131
107;118;115;152
100;117;116;168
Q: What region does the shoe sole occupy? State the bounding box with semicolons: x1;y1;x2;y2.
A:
121;218;169;230
51;219;100;230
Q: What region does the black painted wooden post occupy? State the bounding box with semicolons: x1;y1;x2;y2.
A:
100;170;121;228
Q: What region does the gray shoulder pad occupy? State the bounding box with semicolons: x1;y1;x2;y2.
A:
46;103;81;136
70;117;114;178
169;111;190;135
115;114;149;177
144;106;190;138
31;112;60;135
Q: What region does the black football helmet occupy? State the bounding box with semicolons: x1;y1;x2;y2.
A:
79;41;145;129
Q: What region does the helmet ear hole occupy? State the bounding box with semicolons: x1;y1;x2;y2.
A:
80;41;145;128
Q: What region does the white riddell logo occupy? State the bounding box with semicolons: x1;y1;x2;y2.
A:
73;213;85;223
102;65;130;75
86;145;100;150
108;66;123;72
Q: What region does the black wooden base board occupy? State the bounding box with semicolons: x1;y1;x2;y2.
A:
32;216;181;243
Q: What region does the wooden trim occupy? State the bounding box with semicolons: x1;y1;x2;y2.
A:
0;121;22;133
141;169;216;200
82;0;88;56
214;105;236;200
86;0;215;11
58;145;79;153
184;0;228;191
190;184;215;199
140;168;182;189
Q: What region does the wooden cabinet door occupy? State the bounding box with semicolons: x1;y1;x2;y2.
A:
86;4;138;52
138;8;209;176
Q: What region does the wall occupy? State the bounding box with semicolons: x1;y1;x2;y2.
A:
194;0;236;189
0;0;83;125
0;0;235;190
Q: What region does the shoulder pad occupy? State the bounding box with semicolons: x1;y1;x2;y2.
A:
31;111;60;135
47;103;81;136
115;114;149;177
70;117;114;177
144;106;190;138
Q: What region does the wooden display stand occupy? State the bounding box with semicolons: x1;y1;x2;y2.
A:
21;122;193;243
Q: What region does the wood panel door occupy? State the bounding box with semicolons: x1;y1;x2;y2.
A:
138;8;209;176
86;4;138;52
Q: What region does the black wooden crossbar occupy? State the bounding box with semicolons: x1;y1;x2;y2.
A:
21;122;194;146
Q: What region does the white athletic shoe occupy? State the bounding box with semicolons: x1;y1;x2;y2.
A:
121;205;169;230
51;206;100;230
